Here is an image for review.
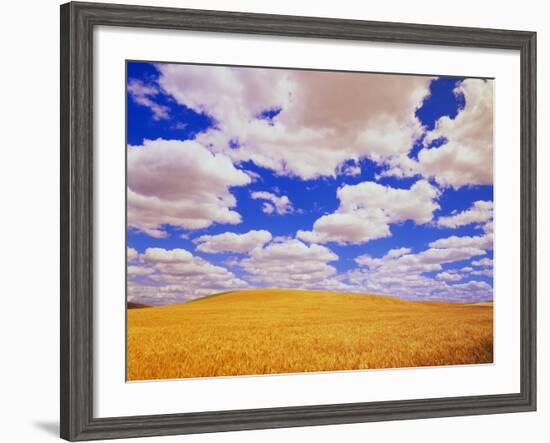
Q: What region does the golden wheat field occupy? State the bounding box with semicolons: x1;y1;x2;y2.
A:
127;289;493;381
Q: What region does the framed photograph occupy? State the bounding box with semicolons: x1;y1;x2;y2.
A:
60;1;536;440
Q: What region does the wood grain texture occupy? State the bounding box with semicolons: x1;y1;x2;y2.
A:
60;2;537;440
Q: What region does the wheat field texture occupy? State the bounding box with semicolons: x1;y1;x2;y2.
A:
127;289;493;381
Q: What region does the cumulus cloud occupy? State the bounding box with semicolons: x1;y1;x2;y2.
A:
127;265;155;276
297;209;391;245
379;79;493;188
356;246;486;273
351;241;491;301
436;271;463;282
418;79;493;188
126;65;495;304
250;191;294;215
261;202;274;214
437;200;493;228
471;269;493;277
141;247;193;263
127;247;139;262
127;247;248;305
447;280;492;294
195;230;272;254
472;258;493;267
298;179;440;244
351;226;494;302
337;179;440;223
240;239;343;289
127;79;170;120
346;269;491;302
385;247;413;259
429;233;493;250
154;64;432;180
338;162;362;177
127;139;251;237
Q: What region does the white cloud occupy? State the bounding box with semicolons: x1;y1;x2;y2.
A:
418;79;493;188
127;247;138;262
141;247;194;263
126;66;495;303
297;209;391;245
250;191;294;215
337;162;362;177
379;79;493;189
195;230;272;254
437;200;493;228
272;235;292;243
128;265;155;276
157;63;290;125
298;179;440;245
385;247;413;259
472;258;493;267
346;267;491;302
350;242;491;301
243;169;262;182
261;202;275;214
127;139;251;237
128;247;248;305
447;280;492;293
337;179;440;223
155;64;432;180
345;165;361;176
429;233;493;250
356;246;486;272
471;269;493;277
436;271;463;282
350;230;492;302
240;239;341;289
127;79;170;120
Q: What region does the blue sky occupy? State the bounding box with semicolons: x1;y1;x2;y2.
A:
126;61;494;305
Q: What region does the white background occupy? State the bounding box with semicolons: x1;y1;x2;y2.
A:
0;0;547;442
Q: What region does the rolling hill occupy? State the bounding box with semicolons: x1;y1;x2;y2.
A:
127;289;493;381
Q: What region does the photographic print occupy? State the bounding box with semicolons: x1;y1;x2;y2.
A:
126;61;494;382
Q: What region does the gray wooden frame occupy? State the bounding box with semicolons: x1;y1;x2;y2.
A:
60;1;537;441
